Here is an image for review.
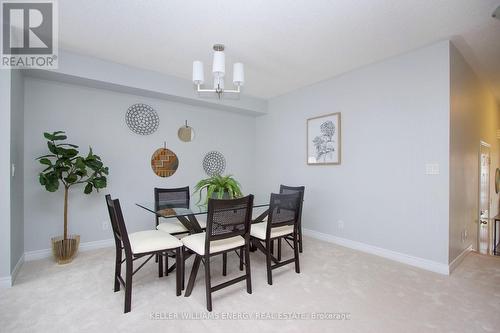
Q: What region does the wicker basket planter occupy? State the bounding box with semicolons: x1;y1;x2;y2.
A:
51;235;80;264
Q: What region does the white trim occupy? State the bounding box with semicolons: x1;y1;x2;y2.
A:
25;238;114;262
0;254;26;288
0;276;11;288
303;228;450;275
448;245;472;273
11;253;24;285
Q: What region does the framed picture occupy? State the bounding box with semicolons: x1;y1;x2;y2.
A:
307;112;341;165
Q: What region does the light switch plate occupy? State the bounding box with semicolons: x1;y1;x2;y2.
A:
425;163;439;175
11;163;15;177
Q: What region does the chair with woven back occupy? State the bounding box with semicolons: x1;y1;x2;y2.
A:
250;192;302;285
154;186;207;235
181;195;254;311
105;194;183;313
278;185;305;255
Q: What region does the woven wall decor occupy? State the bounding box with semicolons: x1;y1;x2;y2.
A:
203;151;226;176
151;147;178;177
126;103;159;135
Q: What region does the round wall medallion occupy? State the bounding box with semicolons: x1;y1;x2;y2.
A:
126;103;159;135
178;121;195;142
151;148;178;177
203;151;226;176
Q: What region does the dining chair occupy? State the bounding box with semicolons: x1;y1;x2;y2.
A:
279;185;305;254
181;195;254;312
154;187;206;235
250;192;301;285
105;195;183;313
154;187;207;271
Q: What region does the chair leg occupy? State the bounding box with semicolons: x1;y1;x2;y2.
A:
270;239;274;255
244;245;252;294
298;222;303;253
181;248;185;291
185;255;201;297
158;252;163;278
114;247;122;292
175;248;181;296
222;252;227;276
277;238;282;261
204;255;212;312
293;232;300;274
239;247;244;271
124;258;133;313
165;254;169;276
266;240;273;285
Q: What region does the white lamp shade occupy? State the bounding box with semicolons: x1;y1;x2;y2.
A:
192;61;204;84
233;62;244;86
212;51;225;77
214;76;224;90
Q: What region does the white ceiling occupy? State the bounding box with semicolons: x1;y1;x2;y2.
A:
59;0;500;100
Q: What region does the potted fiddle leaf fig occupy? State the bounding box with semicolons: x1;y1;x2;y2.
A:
193;174;243;204
37;131;109;264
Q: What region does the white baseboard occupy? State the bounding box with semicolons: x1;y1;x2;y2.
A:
0;254;25;288
448;245;472;274
11;253;25;285
303;228;450;275
24;238;115;262
0;276;11;288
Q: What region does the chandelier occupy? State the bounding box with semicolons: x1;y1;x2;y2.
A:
192;44;244;99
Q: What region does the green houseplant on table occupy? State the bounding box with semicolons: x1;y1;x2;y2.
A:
37;131;109;264
193;174;243;204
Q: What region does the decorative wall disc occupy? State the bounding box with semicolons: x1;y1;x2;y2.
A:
126;103;159;135
203;151;226;176
151;148;178;177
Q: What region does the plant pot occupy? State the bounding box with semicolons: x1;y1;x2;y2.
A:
51;235;80;264
211;190;231;199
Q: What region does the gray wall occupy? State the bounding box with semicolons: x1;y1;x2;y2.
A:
0;69;11;279
23;78;256;252
255;41;451;264
10;70;24;272
449;43;500;262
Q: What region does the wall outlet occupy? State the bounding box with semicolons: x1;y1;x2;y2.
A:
102;220;110;231
337;220;345;230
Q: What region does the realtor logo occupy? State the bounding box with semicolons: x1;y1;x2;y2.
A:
1;0;58;68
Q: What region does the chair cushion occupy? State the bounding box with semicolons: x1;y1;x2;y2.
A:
250;222;293;240
181;232;245;255
129;230;182;254
157;220;188;234
157;216;207;234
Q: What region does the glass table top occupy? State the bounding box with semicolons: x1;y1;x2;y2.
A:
136;196;270;219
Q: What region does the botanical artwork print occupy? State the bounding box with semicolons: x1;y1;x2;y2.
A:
307;113;341;165
313;120;336;161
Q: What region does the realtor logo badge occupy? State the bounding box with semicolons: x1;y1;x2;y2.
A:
1;0;58;68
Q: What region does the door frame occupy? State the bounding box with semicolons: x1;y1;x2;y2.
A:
477;141;491;252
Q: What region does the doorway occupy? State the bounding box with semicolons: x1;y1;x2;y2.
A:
477;141;491;255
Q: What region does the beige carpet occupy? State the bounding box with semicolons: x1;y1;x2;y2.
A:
1;237;500;333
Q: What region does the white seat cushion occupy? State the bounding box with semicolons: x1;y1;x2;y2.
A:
129;230;182;254
157;216;207;234
250;222;293;240
157;220;188;234
181;232;245;255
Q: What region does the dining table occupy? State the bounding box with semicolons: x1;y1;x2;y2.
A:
136;195;271;234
